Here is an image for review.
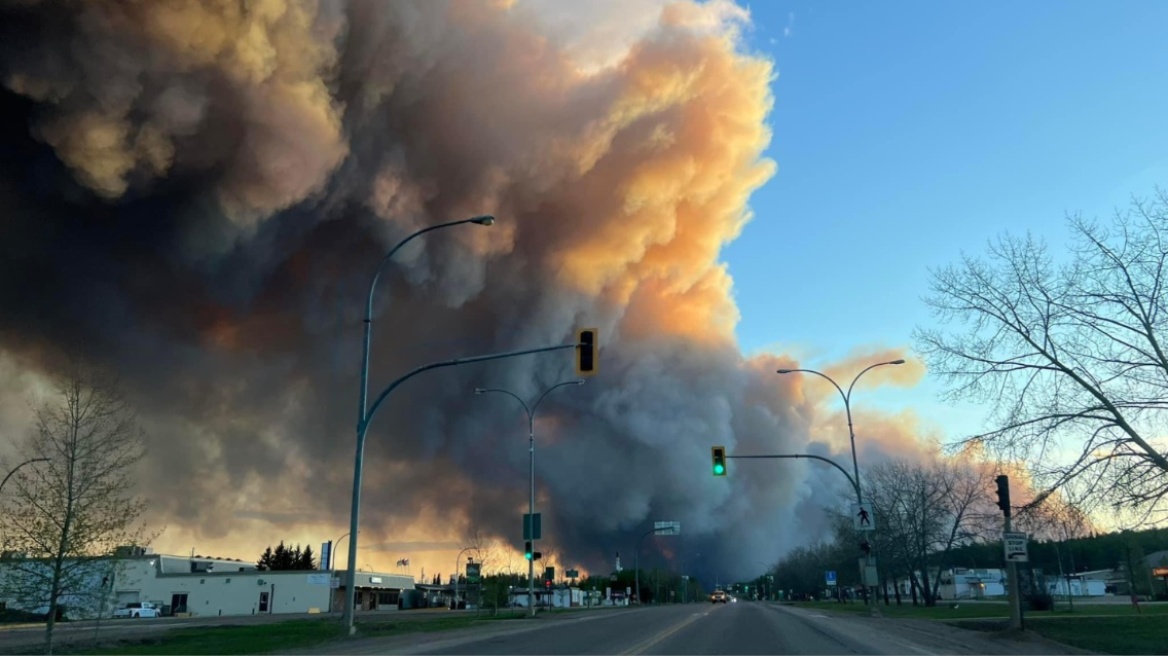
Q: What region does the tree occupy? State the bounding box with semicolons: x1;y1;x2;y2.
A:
859;456;991;606
0;360;150;655
298;545;315;570
256;541;315;571
916;191;1168;522
257;546;275;571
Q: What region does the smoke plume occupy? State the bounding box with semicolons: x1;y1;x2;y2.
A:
0;0;920;582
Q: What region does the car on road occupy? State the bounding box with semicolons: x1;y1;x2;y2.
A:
709;589;728;603
113;602;160;619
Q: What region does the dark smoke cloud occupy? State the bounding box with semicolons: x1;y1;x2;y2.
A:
0;0;916;583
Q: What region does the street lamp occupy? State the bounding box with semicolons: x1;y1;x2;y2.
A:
328;532;350;613
453;546;479;610
474;378;584;617
756;560;770;601
777;358;904;613
0;457;49;494
343;215;494;633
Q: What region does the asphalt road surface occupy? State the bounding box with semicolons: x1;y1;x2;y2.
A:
310;602;1082;656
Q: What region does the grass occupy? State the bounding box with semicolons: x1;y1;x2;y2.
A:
57;612;529;655
958;617;1168;655
793;600;1168;620
792;600;1168;654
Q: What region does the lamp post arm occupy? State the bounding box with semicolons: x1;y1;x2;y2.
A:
783;368;847;407
0;457;49;495
727;453;861;505
364;219;488;324
845;360;903;404
360;218;488;428
476;388;532;421
531;379;584;416
363;344;576;433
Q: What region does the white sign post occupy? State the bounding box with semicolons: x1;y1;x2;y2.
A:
1003;532;1029;563
852;503;875;531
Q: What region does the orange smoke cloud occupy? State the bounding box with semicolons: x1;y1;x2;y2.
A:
13;0;348;220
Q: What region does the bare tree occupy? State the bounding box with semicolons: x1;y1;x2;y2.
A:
0;360;151;654
916;191;1168;522
861;457;990;606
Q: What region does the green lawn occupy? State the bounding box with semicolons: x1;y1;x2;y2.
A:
793;600;1168;620
793;600;1014;620
791;601;1168;654
60;612;529;655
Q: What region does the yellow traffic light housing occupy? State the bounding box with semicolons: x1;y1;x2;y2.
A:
576;328;598;377
712;446;727;476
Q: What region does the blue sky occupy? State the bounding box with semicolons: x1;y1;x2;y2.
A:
724;1;1168;437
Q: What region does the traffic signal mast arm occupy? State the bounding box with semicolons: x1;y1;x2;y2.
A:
362;342;580;433
726;453;862;505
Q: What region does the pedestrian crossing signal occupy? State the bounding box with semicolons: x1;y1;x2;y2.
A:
711;446;727;476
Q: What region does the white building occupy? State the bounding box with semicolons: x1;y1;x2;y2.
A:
937;568;1008;600
0;547;414;619
1043;576;1107;597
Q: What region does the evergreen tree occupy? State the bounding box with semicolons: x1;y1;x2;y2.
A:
273;541;291;569
299;545;316;570
257;546;274;571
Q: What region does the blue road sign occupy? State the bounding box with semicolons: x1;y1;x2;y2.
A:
825;570;837;586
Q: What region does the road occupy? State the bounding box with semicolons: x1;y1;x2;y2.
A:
298;602;1084;655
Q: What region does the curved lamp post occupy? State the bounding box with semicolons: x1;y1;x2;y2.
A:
474;378;584;617
0;457;49;495
343;215;494;633
452;546;480;610
777;358;904;614
329;532;350;613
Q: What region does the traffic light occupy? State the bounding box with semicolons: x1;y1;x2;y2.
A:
995;474;1011;517
711;446;727;476
545;579;552;589
525;541;533;560
576;328;598;377
859;540;872;556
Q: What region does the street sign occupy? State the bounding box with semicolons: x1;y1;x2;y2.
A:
466;562;481;584
1152;567;1168;577
1003;531;1029;562
566;569;579;579
654;521;681;536
852;503;875;531
825;571;837;586
524;513;542;540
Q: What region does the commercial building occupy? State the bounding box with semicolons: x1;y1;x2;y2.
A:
0;547;414;619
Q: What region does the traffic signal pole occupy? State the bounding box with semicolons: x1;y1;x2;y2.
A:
996;475;1022;631
725;452;878;614
477;333;595;619
345;342;579;634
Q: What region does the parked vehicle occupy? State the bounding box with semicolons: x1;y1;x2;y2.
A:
113;602;160;618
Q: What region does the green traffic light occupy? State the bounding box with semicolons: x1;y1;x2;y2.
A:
714;463;725;475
